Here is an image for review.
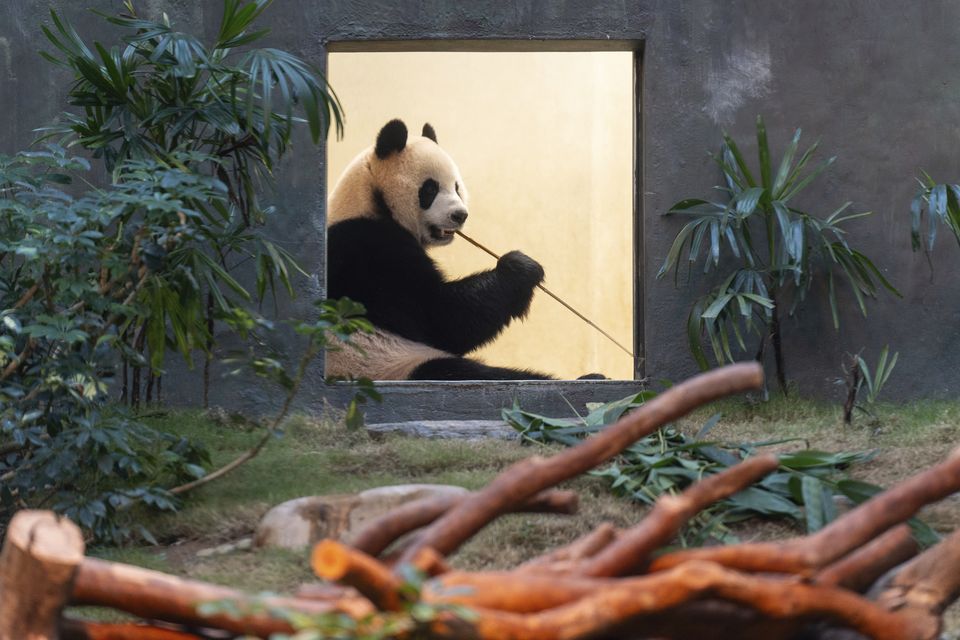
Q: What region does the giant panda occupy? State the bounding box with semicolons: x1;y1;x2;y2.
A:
324;118;555;380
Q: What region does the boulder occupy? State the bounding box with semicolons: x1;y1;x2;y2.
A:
253;483;469;550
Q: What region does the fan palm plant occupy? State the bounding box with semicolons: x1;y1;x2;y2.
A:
658;116;899;394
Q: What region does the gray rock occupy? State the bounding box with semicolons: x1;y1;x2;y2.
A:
365;419;518;440
254;484;470;550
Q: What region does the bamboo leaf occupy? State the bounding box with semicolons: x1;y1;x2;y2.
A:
772;128;801;198
756;115;772;190
721;133;757;188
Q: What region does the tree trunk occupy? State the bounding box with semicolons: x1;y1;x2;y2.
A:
0;510;85;639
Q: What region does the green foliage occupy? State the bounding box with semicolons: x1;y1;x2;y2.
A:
0;149;219;541
39;0;343;379
658;116;898;392
1;0;348;542
910;171;960;255
502;391;933;545
855;345;898;406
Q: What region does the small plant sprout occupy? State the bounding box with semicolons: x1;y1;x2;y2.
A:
842;345;899;424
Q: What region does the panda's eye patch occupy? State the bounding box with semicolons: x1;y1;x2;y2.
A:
419;178;440;209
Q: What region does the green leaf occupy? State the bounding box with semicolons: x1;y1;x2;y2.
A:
735;187;765;217
726;487;803;519
772;128;802;198
756;115;772;190
701;293;734;320
720;132;757;188
801;475;835;533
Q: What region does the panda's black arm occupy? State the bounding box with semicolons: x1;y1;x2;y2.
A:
326;220;542;356
429;250;544;355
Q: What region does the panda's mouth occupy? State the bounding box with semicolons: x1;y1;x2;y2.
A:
428;224;458;244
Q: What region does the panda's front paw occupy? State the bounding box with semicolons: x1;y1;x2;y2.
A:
497;250;545;288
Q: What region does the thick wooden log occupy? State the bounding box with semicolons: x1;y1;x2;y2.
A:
579;454;780;577
816;525;918;592
311;539;405;610
0;510;84;640
426;560;926;640
398;363;764;563
651;445;960;576
351;489;578;557
72;557;371;637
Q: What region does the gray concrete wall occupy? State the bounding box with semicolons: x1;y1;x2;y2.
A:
2;1;958;413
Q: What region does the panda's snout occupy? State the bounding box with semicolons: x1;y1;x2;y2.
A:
450;209;468;225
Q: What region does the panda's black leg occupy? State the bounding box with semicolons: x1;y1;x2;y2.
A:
409;357;554;381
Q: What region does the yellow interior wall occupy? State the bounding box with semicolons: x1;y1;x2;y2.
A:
326;51;634;380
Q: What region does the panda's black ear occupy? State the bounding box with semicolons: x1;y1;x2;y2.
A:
422;123;438;144
375;119;408;159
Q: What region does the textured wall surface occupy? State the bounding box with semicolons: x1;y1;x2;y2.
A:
2;1;959;414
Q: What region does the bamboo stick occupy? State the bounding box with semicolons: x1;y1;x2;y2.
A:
455;231;633;357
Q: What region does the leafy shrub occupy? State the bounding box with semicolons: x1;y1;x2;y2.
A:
657;117;899;394
1;0;348;541
0;149;219;541
40;0;342;401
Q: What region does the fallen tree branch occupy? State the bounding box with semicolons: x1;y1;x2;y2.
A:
515;522;620;574
351;489;578;557
425;560;926;640
651;445;960;576
72;557;372;637
312;539;406;611
399;362;764;563
816;525;918;592
579;453;780;577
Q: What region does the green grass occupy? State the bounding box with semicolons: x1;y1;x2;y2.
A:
127;410;539;544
